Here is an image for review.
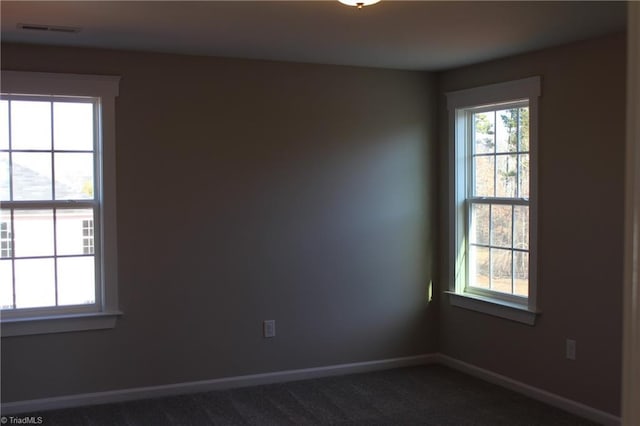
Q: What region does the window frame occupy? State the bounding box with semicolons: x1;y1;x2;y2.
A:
445;77;541;325
0;71;121;337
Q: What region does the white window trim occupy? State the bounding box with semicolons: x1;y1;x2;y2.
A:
445;76;541;325
0;71;121;337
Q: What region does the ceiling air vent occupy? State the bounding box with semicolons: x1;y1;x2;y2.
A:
17;23;81;34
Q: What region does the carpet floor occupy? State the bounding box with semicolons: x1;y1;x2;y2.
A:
30;365;599;425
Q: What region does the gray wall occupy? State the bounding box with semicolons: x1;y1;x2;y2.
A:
0;44;438;402
437;33;626;415
0;33;627;416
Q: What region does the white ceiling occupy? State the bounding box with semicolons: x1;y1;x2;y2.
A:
0;1;627;71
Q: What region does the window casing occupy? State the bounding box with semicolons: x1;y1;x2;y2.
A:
446;77;541;325
0;71;120;336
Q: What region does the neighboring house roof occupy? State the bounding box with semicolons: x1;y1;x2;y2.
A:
0;156;79;201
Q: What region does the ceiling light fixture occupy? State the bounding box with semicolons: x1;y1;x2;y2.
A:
338;0;381;9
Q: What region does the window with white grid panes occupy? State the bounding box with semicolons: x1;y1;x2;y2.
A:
0;97;99;311
446;76;540;324
467;103;530;300
0;71;120;336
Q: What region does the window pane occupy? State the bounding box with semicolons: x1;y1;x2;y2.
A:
473;112;494;154
11;100;51;150
491;205;512;248
54;102;94;151
0;259;13;309
14;258;55;308
491;248;512;293
0;100;8;150
14;209;54;257
470;203;489;245
514;206;529;250
56;209;94;255
518;107;530;152
514;251;529;297
496;109;519;153
0;153;9;201
54;153;94;200
57;256;95;306
518;154;530;199
12;152;52;200
474;156;494;197
469;245;489;289
496;154;517;198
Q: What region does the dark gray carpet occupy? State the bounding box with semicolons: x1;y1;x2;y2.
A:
31;365;598;425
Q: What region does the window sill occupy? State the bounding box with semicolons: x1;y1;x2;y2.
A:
445;291;540;325
1;311;122;337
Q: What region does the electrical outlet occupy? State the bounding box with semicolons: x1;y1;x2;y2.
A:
566;339;576;360
263;320;275;338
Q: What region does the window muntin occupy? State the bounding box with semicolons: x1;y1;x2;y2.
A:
466;103;530;301
0;96;100;315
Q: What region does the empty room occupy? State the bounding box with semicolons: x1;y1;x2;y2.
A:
1;1;638;425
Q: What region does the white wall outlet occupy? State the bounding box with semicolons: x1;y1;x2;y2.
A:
263;320;275;338
566;339;576;360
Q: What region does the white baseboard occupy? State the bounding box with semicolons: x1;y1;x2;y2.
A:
1;353;438;415
436;354;621;426
1;353;621;425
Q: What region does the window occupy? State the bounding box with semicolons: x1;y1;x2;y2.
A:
0;71;120;336
446;77;541;325
82;219;94;255
1;221;12;258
